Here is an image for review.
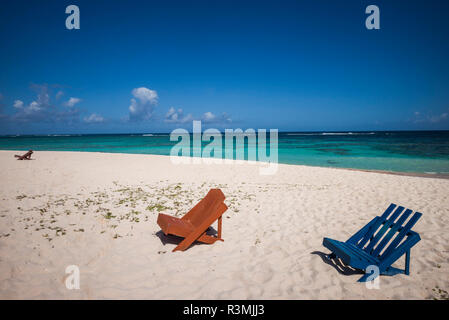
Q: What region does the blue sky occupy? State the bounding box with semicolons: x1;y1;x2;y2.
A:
0;0;448;134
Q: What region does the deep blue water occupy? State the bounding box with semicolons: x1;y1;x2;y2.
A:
1;131;449;174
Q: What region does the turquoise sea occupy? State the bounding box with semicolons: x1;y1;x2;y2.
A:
1;131;449;175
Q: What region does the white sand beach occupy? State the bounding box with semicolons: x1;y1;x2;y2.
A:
0;150;448;299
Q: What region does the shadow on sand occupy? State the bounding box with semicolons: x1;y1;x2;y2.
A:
155;226;219;250
311;251;364;276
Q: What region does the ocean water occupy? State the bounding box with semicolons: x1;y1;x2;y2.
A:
1;131;449;175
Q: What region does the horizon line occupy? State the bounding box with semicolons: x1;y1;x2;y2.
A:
1;129;449;137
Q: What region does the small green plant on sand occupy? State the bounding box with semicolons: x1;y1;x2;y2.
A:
146;203;169;212
103;212;115;219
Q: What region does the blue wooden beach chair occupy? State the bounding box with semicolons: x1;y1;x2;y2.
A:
322;203;422;282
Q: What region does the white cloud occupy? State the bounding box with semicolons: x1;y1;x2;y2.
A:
164;108;232;124
65;97;81;107
202;111;216;122
23;87;50;114
429;112;448;123
28;101;41;112
13;100;24;109
84;113;104;123
56;91;64;99
412;110;449;124
10;84;81;123
165;107;177;119
202;111;232;123
165;107;193;123
128;87;158;121
132;87;158;104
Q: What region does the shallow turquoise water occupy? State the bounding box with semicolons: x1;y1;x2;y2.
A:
1;131;449;174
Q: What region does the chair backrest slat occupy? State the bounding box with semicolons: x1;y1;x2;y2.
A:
371;208;412;257
356;203;397;248
380;211;422;260
182;189;225;228
364;206;405;253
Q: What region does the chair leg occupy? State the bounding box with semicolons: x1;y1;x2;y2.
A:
405;249;410;275
197;233;223;244
173;216;224;252
217;216;222;239
173;237;195;252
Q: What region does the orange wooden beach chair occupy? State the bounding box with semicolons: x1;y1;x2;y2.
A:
14;150;33;160
157;189;228;252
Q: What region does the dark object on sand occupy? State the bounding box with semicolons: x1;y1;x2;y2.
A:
15;150;33;160
323;203;422;282
157;189;227;252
